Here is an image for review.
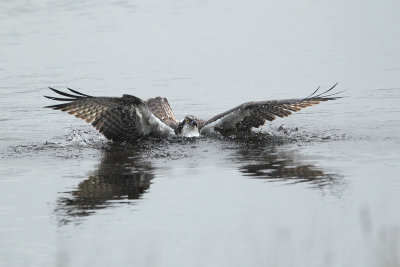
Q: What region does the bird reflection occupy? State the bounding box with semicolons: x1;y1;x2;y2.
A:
55;136;343;224
55;145;154;225
229;138;343;189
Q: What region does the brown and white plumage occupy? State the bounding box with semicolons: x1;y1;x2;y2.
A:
44;84;342;142
199;83;341;134
44;88;175;142
145;97;179;130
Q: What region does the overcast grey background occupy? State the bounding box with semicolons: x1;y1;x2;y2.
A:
1;0;400;266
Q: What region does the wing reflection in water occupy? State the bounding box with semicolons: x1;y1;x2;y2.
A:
55;146;154;224
55;137;344;224
232;141;343;190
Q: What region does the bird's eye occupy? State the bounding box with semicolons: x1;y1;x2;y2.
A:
185;119;189;123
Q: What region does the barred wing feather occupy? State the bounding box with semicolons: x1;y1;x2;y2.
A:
200;84;342;134
44;88;175;142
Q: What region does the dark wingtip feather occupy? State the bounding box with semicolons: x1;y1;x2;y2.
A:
48;87;80;99
304;86;321;99
312;82;338;98
44;95;77;101
304;83;341;100
319;89;346;99
43;103;70;109
67;87;93;97
44;87;91;109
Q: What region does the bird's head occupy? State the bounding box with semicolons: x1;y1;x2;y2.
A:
183;115;198;127
177;115;200;137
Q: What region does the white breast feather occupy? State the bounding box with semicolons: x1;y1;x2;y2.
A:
181;124;200;137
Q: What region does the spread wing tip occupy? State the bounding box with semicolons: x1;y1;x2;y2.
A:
67;87;93;97
43;103;69;109
45;87;92;101
305;83;343;101
44;95;77;101
44;87;92;109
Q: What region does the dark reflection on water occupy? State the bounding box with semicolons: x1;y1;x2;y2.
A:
55;136;343;224
55;146;154;225
232;140;343;189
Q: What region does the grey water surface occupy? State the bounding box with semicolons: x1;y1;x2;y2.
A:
1;0;400;266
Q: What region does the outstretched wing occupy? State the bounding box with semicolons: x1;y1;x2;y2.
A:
44;88;175;142
200;84;342;134
145;97;179;131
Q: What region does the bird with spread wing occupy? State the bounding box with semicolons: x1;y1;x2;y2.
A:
44;84;342;142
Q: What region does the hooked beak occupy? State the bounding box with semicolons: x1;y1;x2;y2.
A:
189;120;198;127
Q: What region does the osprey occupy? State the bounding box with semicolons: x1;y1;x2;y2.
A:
44;84;341;142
